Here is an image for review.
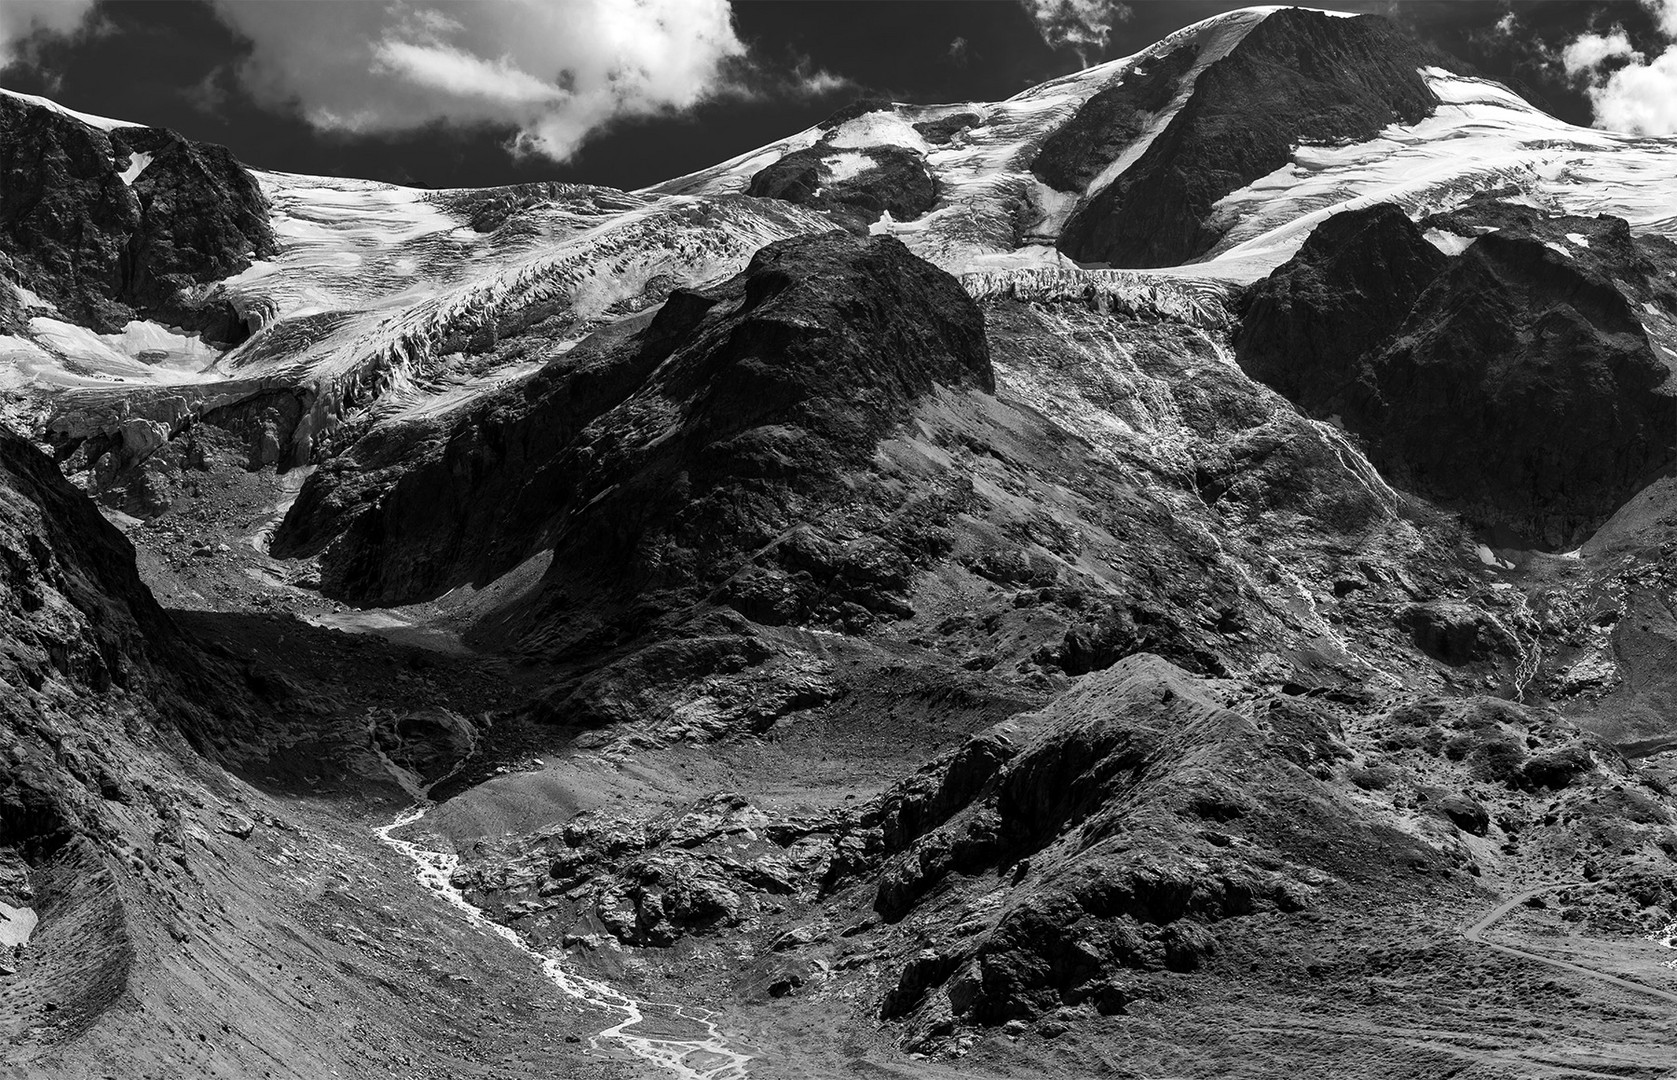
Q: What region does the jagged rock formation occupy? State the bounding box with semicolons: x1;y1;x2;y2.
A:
1232;203;1445;406
748;142;937;231
0;95;274;339
1057;9;1454;267
1238;202;1677;548
272;231;991;609
1030;42;1199;195
4;8;1677;1078
0;422;228;1061
438;648;1677;1065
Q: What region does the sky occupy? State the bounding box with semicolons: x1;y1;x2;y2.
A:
0;1;1672;191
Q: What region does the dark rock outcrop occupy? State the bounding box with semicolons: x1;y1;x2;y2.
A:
747;143;936;231
1058;10;1453;266
1031;43;1198;195
1398;602;1515;667
1234;203;1445;407
1238;203;1677;548
1356;218;1676;547
0;425;173;699
1434;794;1490;836
0;95;274;338
0;422;228;999
852;655;1425;1031
913;112;982;146
274;233;991;620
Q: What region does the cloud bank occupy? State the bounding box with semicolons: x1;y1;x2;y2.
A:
0;0;96;69
209;0;755;161
1561;30;1639;76
1565;0;1677;135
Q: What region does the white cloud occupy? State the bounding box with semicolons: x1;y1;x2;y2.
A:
209;0;752;162
1019;0;1134;61
793;68;854;97
1561;30;1640;76
372;40;563;107
1646;0;1677;37
0;0;97;69
1562;1;1677;135
1588;44;1677;134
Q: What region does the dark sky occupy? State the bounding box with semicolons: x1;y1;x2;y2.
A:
0;1;1659;191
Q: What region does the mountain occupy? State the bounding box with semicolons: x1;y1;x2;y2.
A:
2;6;1677;1078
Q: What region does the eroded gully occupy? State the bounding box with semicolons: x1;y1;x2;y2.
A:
370;738;752;1079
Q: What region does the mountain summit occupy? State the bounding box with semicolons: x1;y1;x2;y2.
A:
3;7;1677;1078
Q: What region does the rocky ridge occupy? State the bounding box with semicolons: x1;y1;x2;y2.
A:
0;93;273;339
2;7;1677;1079
1237;199;1677;549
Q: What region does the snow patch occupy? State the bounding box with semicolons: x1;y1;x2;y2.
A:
826;110;929;153
1565;232;1591;248
0;901;36;948
821;151;875;183
1476;544;1515;570
118;151;153;185
1423;228;1476;256
19;316;227;387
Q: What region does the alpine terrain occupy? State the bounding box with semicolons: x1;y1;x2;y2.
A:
3;6;1677;1079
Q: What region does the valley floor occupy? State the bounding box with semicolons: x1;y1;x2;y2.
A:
32;464;1672;1080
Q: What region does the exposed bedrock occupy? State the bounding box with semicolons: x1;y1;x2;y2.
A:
0;95;274;339
843;656;1649;1047
272;232;992;612
1236;202;1677;549
0;420;268;1057
1057;9;1453;267
1030;42;1199;196
747;142;937;231
1233;203;1446;407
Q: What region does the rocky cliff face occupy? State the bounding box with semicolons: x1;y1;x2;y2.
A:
0;95;274;340
1030;43;1200;196
1057;9;1453;267
1233;203;1446;406
273;231;992;610
1238;201;1677;548
5;9;1677;1079
0;422;229;1061
748;143;938;232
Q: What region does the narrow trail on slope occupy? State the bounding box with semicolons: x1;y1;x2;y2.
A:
369;740;752;1079
1462;881;1677;1007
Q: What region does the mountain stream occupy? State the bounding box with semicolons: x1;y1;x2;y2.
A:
371;734;751;1079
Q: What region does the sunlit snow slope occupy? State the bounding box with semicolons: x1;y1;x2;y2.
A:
3;4;1676;468
1201;68;1677;278
650;6;1677;285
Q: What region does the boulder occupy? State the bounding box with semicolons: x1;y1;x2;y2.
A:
1435;794;1490;836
